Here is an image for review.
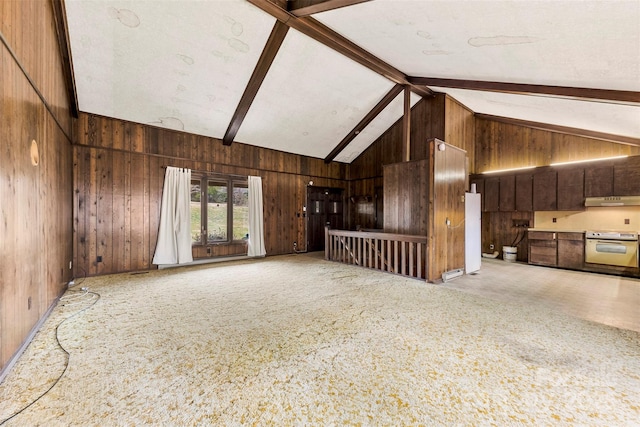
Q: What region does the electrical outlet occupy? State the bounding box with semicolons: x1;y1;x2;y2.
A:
552;218;557;223
625;218;630;225
512;219;530;228
97;255;102;263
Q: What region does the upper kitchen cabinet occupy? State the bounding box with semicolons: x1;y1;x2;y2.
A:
614;156;640;196
474;174;517;212
515;173;533;212
585;165;614;197
533;170;557;211
484;177;500;212
557;168;585;210
499;175;515;212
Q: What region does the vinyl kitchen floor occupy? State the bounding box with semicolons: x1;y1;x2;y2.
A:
442;258;640;333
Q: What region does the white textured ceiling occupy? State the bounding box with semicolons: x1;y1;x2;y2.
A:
433;87;640;139
235;29;396;159
65;0;640;163
316;0;640;90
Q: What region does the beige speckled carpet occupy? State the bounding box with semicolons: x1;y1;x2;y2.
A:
1;254;639;426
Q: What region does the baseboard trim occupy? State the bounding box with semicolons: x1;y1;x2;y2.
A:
0;298;60;384
157;255;251;269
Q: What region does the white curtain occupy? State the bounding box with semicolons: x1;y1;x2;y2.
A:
247;175;266;257
152;167;193;265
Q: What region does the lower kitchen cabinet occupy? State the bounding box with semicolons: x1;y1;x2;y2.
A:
528;231;557;266
557;232;585;270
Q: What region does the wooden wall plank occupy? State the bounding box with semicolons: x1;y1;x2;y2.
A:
1;0;73;374
445;95;475;173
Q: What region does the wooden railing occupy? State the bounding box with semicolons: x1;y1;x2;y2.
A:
325;227;427;279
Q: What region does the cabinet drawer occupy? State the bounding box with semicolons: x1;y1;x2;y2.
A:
557;232;584;241
528;231;556;240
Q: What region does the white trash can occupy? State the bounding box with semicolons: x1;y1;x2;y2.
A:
502;246;517;262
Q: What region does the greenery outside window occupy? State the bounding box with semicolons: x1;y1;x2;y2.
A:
190;176;249;245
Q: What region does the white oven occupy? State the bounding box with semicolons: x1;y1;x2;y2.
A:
585;231;639;268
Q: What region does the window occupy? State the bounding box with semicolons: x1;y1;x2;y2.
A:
190;175;248;245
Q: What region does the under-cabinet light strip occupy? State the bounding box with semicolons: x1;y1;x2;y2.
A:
550;155;628;167
482;166;536;174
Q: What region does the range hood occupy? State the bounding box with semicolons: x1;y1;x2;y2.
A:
585;196;640;207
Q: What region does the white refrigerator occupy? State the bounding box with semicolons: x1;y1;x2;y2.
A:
465;192;482;274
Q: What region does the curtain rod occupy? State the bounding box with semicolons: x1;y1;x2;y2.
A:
161;166;248;180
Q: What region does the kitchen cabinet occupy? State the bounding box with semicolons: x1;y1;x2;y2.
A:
584;166;613;197
557;168;584;210
533;170;557;211
484;177;500;212
557;232;585;270
614;156;640;196
528;231;557;266
515;173;533;211
499;175;515;212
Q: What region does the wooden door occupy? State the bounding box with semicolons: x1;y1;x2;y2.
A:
307;187;344;252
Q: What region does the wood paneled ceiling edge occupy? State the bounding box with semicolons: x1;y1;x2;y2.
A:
408;77;640;105
52;0;79;118
476;114;640;147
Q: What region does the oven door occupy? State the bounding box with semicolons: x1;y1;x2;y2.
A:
585;239;639;268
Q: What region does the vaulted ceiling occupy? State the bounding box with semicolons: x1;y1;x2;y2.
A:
63;0;640;163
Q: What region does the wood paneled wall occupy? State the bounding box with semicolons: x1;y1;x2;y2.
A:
349;176;383;230
383;160;428;236
428;141;467;281
445;96;475;173
73;113;347;277
1;1;73;375
475;117;640;173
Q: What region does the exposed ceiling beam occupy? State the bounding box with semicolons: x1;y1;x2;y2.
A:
324;84;404;163
247;0;433;99
51;0;79;118
408;77;640;104
476;113;640;147
288;0;371;17
223;21;289;146
401;86;411;162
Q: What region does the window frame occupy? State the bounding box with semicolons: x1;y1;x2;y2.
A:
190;174;248;246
